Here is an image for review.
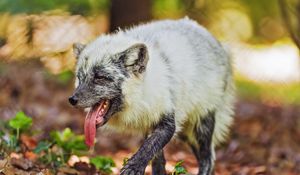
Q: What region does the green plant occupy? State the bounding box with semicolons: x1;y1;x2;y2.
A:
0;112;118;174
122;157;129;166
170;160;188;175
0;111;33;151
32;128;88;170
9;111;32;139
90;156;116;174
50;128;88;154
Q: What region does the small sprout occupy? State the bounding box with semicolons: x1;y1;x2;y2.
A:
9;112;32;139
171;160;188;175
122;157;129;166
90;156;116;174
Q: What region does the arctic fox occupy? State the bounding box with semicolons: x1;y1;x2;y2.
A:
69;18;235;175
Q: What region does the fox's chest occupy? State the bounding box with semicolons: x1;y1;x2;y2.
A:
103;110;162;134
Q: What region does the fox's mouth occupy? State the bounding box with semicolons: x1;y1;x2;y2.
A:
84;99;110;147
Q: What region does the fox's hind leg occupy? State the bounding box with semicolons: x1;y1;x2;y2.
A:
189;111;216;175
151;150;167;175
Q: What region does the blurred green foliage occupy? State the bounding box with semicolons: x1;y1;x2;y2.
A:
236;76;300;105
0;0;292;42
153;0;185;18
9;111;32;131
44;69;74;86
153;0;288;41
0;0;110;15
50;128;88;154
90;156;116;174
240;0;280;22
56;70;74;85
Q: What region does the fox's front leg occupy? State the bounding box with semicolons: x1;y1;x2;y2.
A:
120;113;175;175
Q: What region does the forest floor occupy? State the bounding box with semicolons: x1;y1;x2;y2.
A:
0;60;300;175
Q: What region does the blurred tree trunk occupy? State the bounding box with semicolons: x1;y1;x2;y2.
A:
279;0;300;50
110;0;152;32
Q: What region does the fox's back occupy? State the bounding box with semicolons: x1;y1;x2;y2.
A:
125;18;232;118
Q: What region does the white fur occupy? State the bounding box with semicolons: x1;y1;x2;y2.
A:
78;18;235;145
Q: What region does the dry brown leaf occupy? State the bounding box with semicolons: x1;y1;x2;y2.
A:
0;159;8;169
20;134;37;150
10;157;33;170
58;166;79;175
74;161;96;174
254;165;267;174
2;165;16;175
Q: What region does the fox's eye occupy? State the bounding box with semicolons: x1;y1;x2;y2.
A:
94;74;113;83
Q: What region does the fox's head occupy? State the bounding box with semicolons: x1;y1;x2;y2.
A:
69;36;149;146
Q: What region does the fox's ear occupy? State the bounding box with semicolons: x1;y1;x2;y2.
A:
73;43;86;58
121;43;149;76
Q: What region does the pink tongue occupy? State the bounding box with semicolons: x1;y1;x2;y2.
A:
84;105;104;147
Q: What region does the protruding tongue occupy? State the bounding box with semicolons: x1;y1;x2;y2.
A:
84;102;104;147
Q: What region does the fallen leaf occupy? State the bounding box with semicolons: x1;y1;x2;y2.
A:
74;162;90;171
24;151;37;161
0;159;8;169
10;157;33;170
9;152;22;159
79;156;90;164
2;165;16;175
21;134;37;150
58;166;79;174
74;162;96;174
254;165;267;173
68;155;80;167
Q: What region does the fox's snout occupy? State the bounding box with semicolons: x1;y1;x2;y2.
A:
69;95;78;106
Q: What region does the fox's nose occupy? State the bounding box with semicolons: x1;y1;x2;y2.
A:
69;96;78;106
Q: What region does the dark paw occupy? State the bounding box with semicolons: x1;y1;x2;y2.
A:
120;163;145;175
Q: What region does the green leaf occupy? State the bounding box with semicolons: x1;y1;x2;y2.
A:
65;135;87;151
50;128;73;146
9;112;32;130
34;141;51;153
90;156;116;174
122;157;129;166
173;160;187;175
61;128;73;141
50;128;87;154
175;166;187;174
